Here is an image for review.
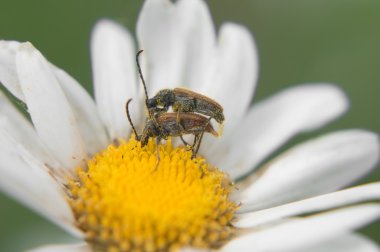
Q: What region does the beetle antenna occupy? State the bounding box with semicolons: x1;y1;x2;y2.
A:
136;50;149;104
126;98;139;139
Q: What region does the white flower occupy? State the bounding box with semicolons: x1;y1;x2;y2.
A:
0;0;379;251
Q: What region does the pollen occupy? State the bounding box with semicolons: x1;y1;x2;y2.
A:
66;138;238;252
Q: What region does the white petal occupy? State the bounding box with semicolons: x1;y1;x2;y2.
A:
16;42;86;170
221;204;380;252
0;40;25;100
180;249;209;252
53;66;109;154
175;0;216;90
0;40;107;156
28;243;90;252
136;0;185;93
208;84;348;179
0;130;81;237
91;19;139;140
238;129;379;211
236;182;380;227
291;233;380;252
202;23;258;133
0;91;60;169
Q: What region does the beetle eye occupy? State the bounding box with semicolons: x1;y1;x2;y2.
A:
147;99;156;108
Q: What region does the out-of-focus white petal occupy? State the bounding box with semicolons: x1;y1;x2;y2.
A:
0;40;25;100
180;249;210;252
16;42;87;170
136;0;185;94
237;130;379;211
53;66;109;155
0;130;82;237
0;91;60;169
0;40;108;156
28;243;90;252
291;233;379;252
0;41;109;157
137;0;255;128
202;23;258;135
175;0;216;90
91;19;139;140
236;182;380;226
208;84;348;179
221;204;380;252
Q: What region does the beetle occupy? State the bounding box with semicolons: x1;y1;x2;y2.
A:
139;112;217;147
136;50;225;125
126;99;218;167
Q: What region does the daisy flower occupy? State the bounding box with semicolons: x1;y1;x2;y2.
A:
0;0;379;251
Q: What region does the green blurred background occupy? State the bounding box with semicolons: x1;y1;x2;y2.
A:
0;0;379;250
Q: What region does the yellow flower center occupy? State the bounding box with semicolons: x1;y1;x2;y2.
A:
66;138;237;252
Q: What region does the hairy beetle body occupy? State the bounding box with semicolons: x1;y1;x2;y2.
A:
147;87;225;124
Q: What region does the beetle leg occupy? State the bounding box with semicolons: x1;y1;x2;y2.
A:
175;104;185;127
192;135;199;149
175;112;192;150
192;138;201;159
191;135;200;159
179;135;192;150
192;117;212;159
176;109;180;125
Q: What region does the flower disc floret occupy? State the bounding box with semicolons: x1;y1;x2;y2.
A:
66;138;238;252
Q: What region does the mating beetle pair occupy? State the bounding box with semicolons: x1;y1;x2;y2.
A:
126;50;225;166
146;87;224;124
